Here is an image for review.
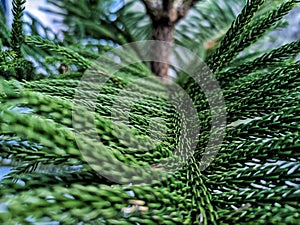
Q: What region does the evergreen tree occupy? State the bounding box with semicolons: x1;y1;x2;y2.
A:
0;0;299;224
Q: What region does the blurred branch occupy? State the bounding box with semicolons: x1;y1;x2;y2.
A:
176;0;199;22
163;0;173;10
141;0;158;20
141;0;199;23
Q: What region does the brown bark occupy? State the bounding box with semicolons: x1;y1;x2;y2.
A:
151;19;175;82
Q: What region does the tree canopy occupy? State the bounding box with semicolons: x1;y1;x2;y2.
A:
0;0;299;224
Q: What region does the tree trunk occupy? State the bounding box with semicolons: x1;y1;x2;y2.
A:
151;20;175;82
142;0;198;82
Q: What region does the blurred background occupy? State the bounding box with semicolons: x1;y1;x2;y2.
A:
1;0;298;43
0;0;299;77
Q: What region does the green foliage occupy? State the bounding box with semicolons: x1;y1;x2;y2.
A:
0;0;299;224
176;0;246;56
218;39;300;86
41;0;130;44
10;0;26;57
0;0;34;81
41;0;246;58
0;5;10;48
207;0;300;72
25;36;92;71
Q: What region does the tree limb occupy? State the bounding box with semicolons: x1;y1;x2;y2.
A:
140;0;157;20
162;0;173;11
176;0;199;22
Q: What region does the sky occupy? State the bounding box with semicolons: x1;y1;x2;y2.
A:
2;0;63;32
2;0;126;35
24;0;58;27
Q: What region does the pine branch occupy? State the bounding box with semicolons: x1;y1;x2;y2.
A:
209;0;300;72
207;0;265;71
25;36;91;70
225;62;300;120
10;0;26;58
218;39;300;86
